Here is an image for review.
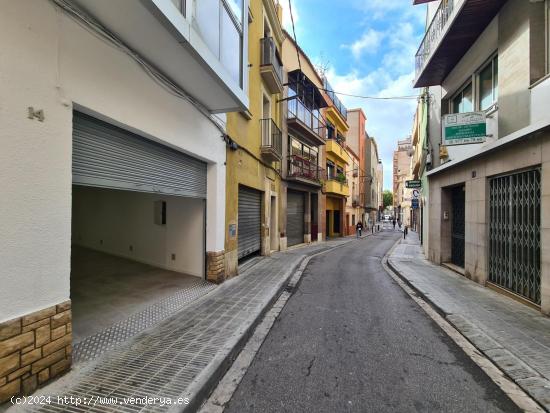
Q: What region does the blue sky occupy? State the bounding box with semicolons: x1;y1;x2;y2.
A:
280;0;427;190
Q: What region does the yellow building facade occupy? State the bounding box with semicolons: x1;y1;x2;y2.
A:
322;81;351;237
224;0;285;278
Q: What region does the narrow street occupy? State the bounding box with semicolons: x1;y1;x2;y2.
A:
224;229;520;413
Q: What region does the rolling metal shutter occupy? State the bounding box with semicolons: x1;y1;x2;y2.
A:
72;112;207;198
287;191;304;247
238;187;262;259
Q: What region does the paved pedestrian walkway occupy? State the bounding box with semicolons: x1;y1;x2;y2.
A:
388;232;550;411
7;237;358;413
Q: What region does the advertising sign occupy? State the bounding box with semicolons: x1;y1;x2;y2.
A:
443;112;486;146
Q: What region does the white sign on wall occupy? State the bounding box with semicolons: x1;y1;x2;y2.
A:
443;112;487;146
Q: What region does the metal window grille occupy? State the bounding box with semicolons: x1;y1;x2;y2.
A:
489;169;541;304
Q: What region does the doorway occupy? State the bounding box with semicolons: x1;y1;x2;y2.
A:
451;186;465;267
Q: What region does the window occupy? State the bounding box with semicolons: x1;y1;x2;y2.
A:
452;82;473;113
326;161;335;180
171;0;185;13
290;137;318;165
194;0;243;86
478;55;498;110
290;138;302;157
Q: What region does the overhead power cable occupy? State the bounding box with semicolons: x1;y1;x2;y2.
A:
319;88;420;100
49;0;227;136
288;0;302;73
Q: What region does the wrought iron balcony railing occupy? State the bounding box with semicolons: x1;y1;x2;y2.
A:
260;37;283;86
287;96;327;140
260;118;282;160
415;0;455;79
288;155;324;182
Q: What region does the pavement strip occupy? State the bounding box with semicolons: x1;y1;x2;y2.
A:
200;236;544;413
197;239;358;413
381;240;545;413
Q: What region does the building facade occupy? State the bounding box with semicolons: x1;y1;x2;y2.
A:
322;78;351;237
346;109;367;232
365;137;383;226
0;0;249;401
224;0;284;276
281;32;328;246
393;138;413;225
413;0;550;314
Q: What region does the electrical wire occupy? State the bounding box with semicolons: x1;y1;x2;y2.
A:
288;0;302;73
49;0;227;136
319;88;420;100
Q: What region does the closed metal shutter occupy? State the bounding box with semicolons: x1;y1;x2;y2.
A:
238;186;262;259
287;191;304;246
489;169;541;304
72;112;207;198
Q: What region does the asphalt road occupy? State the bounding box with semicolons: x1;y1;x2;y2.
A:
224;229;520;413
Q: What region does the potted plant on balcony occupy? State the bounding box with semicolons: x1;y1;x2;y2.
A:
337;172;346;184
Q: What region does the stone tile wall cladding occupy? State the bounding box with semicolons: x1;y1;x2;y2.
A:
207;250;226;283
0;301;72;403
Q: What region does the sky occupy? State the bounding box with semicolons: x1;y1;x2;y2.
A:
279;0;427;190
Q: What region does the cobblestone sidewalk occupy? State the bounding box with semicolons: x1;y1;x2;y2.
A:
388;232;550;411
6;237;356;413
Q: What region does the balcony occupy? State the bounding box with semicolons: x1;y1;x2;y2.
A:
325;178;350;197
326;139;350;165
287;155;323;186
352;195;360;208
260;119;282;161
414;0;506;88
69;0;248;112
287;96;327;146
323;78;348;121
260;37;283;94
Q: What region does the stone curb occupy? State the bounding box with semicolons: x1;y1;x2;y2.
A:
386;241;550;412
177;237;360;413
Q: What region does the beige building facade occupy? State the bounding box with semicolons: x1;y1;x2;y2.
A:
414;0;550;314
393;138;413;225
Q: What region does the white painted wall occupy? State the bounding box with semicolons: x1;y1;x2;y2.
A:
0;0;226;322
72;187;204;277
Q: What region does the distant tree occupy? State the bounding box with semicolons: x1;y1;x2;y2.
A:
383;190;393;209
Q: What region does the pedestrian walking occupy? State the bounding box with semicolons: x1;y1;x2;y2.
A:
392;218;396;230
404;225;408;239
356;221;363;238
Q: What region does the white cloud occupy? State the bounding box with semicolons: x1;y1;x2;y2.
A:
279;0;299;32
320;1;425;189
324;68;418;190
342;29;384;59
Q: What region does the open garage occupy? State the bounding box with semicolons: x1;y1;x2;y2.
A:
71;112;211;356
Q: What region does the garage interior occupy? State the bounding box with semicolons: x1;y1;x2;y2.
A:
70;112;212;360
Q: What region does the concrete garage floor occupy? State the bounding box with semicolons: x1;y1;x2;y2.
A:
71;246;211;345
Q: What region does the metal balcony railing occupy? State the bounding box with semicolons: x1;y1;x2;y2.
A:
260;118;282;158
260;37;283;85
323;77;348;120
287;96;327;140
415;0;455;78
288;155;324;182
